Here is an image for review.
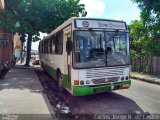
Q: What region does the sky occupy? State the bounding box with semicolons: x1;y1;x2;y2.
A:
32;0;140;50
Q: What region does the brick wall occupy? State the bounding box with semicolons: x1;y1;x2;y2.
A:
0;30;13;64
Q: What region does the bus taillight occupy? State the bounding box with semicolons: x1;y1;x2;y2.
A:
74;80;79;85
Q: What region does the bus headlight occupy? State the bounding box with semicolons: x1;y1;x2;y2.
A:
126;76;129;80
86;80;90;84
121;76;124;81
80;80;84;85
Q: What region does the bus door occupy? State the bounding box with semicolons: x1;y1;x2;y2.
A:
63;26;72;89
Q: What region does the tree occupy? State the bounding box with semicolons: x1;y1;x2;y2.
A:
131;0;160;55
0;0;87;66
129;20;146;57
129;20;160;57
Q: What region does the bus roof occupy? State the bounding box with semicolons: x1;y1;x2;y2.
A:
40;17;127;42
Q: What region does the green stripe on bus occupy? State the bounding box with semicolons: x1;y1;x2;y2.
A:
63;74;69;88
73;80;131;96
43;63;56;79
63;74;72;89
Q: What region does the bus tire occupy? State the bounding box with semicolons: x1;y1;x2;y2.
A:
56;69;63;90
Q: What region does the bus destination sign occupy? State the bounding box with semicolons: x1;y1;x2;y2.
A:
76;19;126;30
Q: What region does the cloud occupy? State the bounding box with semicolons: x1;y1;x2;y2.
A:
80;0;106;18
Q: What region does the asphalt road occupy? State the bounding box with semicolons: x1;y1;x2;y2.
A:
65;79;160;115
35;69;160;119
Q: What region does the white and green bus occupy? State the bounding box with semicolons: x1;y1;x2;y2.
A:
39;17;131;96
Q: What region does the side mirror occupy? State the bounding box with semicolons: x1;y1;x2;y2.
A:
66;38;73;53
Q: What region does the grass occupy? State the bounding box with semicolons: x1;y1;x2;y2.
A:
131;71;140;76
131;71;160;80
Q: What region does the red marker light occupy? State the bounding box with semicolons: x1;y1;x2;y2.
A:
74;80;79;85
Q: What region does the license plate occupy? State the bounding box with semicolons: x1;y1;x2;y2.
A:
93;86;110;93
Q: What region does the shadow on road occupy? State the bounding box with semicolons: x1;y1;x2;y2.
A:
67;92;145;114
34;68;147;116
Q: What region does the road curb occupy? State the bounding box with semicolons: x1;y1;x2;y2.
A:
131;76;160;85
13;65;35;69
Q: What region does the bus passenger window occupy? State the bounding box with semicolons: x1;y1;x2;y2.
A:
50;38;52;53
55;32;63;54
42;42;44;53
51;36;55;54
48;40;50;54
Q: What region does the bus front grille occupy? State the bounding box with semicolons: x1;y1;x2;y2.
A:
91;77;120;84
86;67;124;79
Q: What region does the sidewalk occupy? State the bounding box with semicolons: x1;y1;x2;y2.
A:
131;72;160;85
13;60;35;69
0;66;56;120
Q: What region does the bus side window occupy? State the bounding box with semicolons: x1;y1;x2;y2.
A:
51;35;55;54
44;41;45;53
46;41;48;53
47;40;49;53
50;38;52;53
42;42;44;53
38;43;40;53
45;41;47;53
74;34;80;62
55;31;63;54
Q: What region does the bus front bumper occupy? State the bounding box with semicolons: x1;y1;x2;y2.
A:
72;80;131;96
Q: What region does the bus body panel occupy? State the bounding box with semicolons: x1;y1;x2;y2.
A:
72;80;131;96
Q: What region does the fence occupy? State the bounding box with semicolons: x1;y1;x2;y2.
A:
131;56;160;75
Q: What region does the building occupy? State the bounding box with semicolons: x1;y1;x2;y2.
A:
0;0;22;60
0;0;4;9
0;0;15;78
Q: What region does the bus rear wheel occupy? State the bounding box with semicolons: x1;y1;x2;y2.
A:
56;70;63;90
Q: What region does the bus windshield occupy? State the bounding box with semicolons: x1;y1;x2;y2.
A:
73;31;130;69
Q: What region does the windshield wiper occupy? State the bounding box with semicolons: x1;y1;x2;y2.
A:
89;31;97;40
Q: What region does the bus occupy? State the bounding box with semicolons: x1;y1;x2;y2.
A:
39;17;131;96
